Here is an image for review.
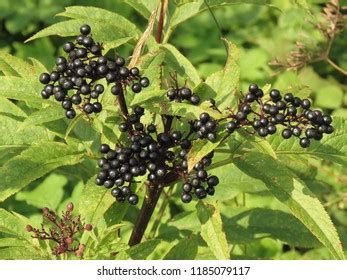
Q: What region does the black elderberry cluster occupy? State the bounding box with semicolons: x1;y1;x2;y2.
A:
95;104;219;205
193;112;218;142
166;86;200;105
178;152;219;203
39;24;149;119
224;84;334;148
96;106;180;205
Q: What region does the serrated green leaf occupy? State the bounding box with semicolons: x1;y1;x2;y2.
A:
116;239;161;260
0;209;49;258
164;235;199;260
28;58;49;77
16;174;67;210
26;8;139;43
0;247;48;260
234;152;344;259
64;113;85;140
0;238;32;248
0;58;18;76
269;117;347;167
131;89;166;106
77;176;114;227
58;6;140;34
0;76;46;103
0;209;31;238
0;97;27;117
97;224;125;246
124;0;157;19
237;130;277;158
0;142;85;202
0;51;37;77
22;105;64;127
223;207;320;248
160;44;201;86
205;40;240;109
139;50;166;91
103;37;133;54
209;161;268;199
0;115;52;149
196;201;229;260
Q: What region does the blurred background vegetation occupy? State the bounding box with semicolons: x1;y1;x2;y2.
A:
0;0;346;259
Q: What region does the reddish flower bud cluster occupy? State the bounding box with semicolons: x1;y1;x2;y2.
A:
26;202;92;257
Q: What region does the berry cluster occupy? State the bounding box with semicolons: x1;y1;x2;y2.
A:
178;152;219;203
193;112;218;142
224;84;334;148
166;86;200;105
38;24;149;119
26;203;92;257
95;103;220;204
96;106;182;205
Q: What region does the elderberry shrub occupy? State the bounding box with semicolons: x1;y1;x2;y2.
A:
26;203;92;257
223;84;334;148
95;105;219;205
38;24;149;119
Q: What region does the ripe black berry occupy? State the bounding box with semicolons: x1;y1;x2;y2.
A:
181;193;192;203
300;137;310;148
83;103;94;114
282;128;292;139
93;102;102;113
132;83;142;93
226;121;238;133
62;100;72;109
100;144;110;154
180;87;192;99
65;109;76;119
258;127;268;137
39;73;50;84
80;24;91;35
111;188;121;198
63;42;75;53
130;67;140;76
200;113;210;123
195;188;207;199
284;93;294;102
249;84;258;93
292;126;302;137
270;89;281;101
182;183;192;192
128;194;139;205
206;186;215;196
207;176;219;187
140;77;150;88
190;95;200;105
301;99;311;109
119;123;129;132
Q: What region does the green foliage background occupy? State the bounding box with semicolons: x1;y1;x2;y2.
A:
0;0;346;260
